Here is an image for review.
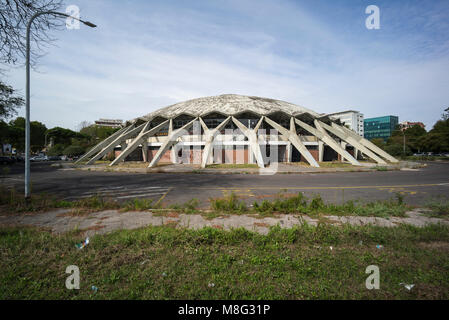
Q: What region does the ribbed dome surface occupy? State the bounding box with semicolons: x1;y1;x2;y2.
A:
136;94;321;121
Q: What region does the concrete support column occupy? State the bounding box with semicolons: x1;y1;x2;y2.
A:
75;126;129;164
120;142;128;160
149;119;198;168
340;141;347;162
171;146;176;163
333;123;398;163
317;120;386;164
109;120;166;166
318;141;324;162
248;143;254;164
200;117;232;168
142;140;148;162
208;144;214;164
286;142;292;163
87;123;145;164
261;117;319;167
231;117;265;168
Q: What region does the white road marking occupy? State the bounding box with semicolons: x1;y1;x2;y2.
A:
2;178;23;181
95;186;125;191
63;185;171;201
79;186;169;196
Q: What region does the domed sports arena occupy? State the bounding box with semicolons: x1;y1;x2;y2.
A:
76;94;397;168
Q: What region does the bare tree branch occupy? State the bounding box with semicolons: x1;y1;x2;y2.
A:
0;0;64;67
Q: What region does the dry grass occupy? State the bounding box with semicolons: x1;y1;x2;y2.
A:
1;223;448;299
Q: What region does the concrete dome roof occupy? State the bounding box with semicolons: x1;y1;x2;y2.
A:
136;94;322;121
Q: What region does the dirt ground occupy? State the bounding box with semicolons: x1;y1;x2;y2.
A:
1;208;447;236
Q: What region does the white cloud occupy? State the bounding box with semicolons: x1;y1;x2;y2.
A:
4;0;449;131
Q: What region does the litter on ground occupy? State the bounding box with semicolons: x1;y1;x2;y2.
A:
75;237;89;249
399;283;415;290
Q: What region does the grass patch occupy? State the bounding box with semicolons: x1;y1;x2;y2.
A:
0;188;122;215
206;164;259;169
317;162;353;168
168;198;200;213
1;186;409;219
0;186;168;215
210;192;247;213
371;166;389;171
245;192;409;217
121;198;158;211
424;197;449;217
1;223;448;299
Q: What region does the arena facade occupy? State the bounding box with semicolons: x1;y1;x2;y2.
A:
76;94;398;168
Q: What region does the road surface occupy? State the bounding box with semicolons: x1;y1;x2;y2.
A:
1;161;448;207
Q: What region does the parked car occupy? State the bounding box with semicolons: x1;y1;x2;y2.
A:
12;155;24;162
0;156;14;165
30;155;48;162
47;156;61;161
60;155;68;161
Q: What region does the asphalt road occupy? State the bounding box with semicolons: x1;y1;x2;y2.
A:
1;161;448;207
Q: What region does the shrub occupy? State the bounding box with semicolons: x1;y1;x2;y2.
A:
62;145;85;156
210;192;247;212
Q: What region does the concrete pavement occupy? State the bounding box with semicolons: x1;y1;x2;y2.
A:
0;208;447;236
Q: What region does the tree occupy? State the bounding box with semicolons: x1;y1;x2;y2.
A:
384;143;412;156
76;120;92;132
0;0;63;66
47;143;65;156
0;81;24;119
442;107;449;121
5;123;24;151
46;126;85;146
62;145;85;157
370;138;385;149
30;120;47;151
422;111;449;153
80;124;120;147
0;120;9;154
389;125;427;153
8;116;47;152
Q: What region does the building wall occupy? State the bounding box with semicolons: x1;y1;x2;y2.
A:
399;121;425;131
219;146;249;164
291;146;320;162
94;118;123;128
115;143;335;165
364;116;399;141
328;111;364;136
148;149;172;163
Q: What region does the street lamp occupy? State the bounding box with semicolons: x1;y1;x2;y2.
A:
25;11;96;199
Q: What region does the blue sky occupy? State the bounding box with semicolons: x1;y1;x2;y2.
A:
5;0;449;130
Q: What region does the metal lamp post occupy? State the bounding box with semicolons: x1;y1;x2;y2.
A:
25;11;96;199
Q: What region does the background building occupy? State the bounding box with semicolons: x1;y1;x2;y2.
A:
399;121;425;131
364;116;399;141
94;119;123;128
78;94;398;168
326;110;364;136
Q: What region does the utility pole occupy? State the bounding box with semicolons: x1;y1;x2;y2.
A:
25;11;96;199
